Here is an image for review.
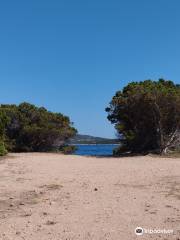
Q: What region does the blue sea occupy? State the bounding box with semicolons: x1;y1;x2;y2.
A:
74;144;119;156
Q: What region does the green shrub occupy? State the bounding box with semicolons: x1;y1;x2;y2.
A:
59;145;77;154
0;141;7;156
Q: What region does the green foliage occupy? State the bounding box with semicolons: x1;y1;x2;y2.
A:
0;102;77;153
0;109;9;156
0;141;7;156
59;145;77;154
106;79;180;155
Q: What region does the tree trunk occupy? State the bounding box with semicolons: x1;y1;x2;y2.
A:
161;129;180;154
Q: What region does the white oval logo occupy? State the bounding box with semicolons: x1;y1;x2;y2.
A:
135;227;144;236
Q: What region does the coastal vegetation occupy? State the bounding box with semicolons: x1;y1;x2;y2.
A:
0;102;77;155
0;110;8;156
1;79;179;157
106;79;180;155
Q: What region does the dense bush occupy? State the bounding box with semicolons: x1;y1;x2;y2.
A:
106;79;180;155
59;145;77;154
0;102;77;154
0;141;7;156
0;110;9;155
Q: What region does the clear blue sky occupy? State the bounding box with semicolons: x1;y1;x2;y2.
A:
0;0;180;138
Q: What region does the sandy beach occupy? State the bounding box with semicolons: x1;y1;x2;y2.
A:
0;153;180;240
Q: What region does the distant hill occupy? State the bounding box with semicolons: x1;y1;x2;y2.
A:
68;134;120;144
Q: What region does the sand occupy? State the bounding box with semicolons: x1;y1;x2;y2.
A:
0;153;180;240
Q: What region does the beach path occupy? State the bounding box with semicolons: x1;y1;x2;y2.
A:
0;153;180;239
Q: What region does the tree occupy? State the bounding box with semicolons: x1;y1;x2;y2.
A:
106;79;180;155
0;102;77;152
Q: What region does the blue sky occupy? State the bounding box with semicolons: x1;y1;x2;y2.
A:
0;0;180;138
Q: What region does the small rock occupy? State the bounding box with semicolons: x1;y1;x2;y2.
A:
19;202;25;206
23;212;32;217
46;220;56;225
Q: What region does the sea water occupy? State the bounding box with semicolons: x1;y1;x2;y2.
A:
74;144;119;156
